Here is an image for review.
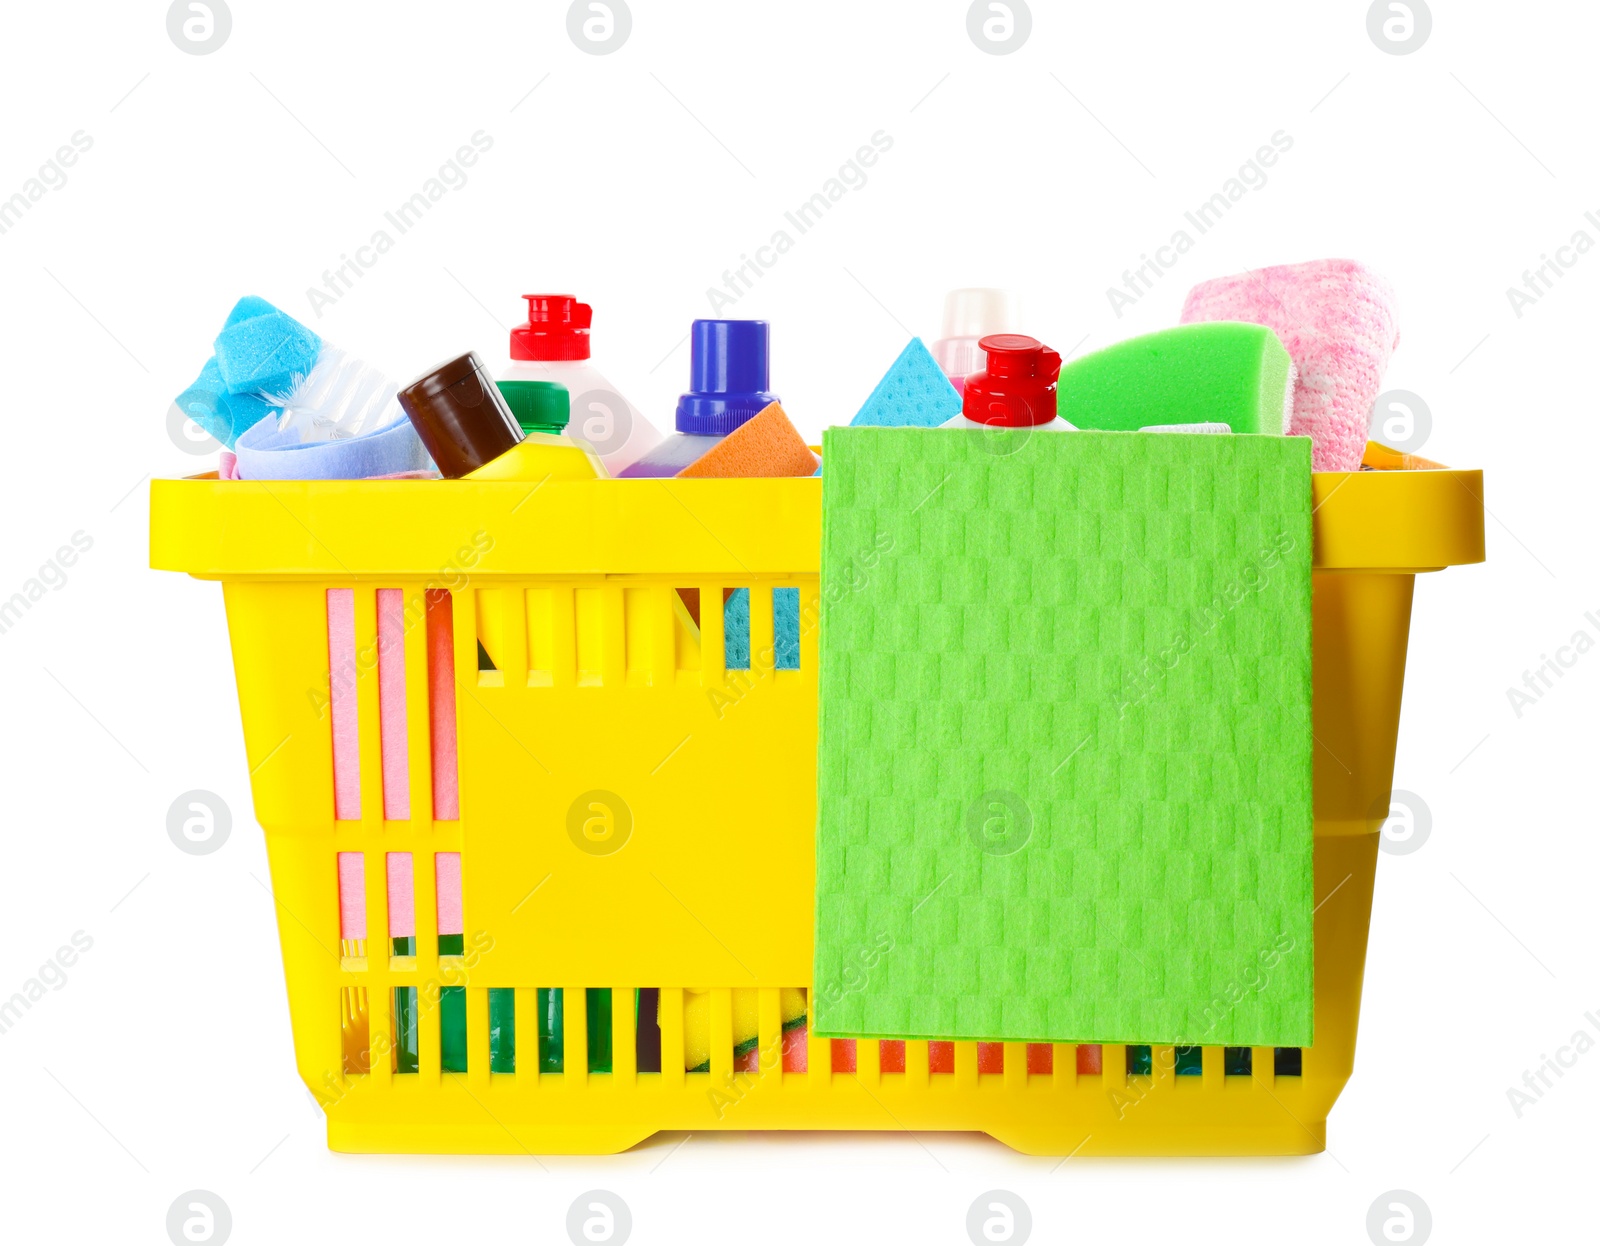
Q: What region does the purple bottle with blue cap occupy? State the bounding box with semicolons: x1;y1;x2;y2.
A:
617;319;778;477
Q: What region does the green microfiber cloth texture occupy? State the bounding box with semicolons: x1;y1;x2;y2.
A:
1059;322;1294;434
813;428;1314;1047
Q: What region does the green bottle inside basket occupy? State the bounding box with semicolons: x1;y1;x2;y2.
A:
538;987;614;1073
390;935;618;1074
392;935;473;1074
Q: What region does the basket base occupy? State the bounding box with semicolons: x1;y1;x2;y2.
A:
984;1120;1325;1158
328;1118;659;1157
326;1118;1326;1158
322;1072;1336;1157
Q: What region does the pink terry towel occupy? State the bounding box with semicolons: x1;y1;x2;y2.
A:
1180;259;1399;472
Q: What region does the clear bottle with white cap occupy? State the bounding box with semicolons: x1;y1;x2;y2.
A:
930;288;1018;394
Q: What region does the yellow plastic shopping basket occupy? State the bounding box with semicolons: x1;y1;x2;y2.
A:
149;441;1483;1156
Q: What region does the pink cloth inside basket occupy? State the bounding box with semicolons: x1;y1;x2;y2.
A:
435;852;462;936
376;589;410;820
331;587;457;824
387;852;414;939
327;588;360;820
1180;258;1400;472
426;590;459;820
337;851;365;941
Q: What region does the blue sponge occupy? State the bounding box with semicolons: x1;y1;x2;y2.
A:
177;356;278;448
176;357;226;443
723;587;800;670
223;294;280;327
175;298;322;448
848;337;962;428
213;298;321;397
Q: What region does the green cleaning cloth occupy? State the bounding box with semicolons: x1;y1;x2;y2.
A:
813;428;1313;1047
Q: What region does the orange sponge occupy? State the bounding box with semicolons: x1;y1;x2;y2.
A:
675;401;818;478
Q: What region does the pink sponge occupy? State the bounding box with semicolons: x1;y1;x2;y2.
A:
1180;259;1399;472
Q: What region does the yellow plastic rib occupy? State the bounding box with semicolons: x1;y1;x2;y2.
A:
564;985;588;1091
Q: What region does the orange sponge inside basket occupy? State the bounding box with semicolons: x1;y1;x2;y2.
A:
675;401;818;478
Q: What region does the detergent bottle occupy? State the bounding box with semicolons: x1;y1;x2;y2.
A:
617;319;779;477
500;295;662;475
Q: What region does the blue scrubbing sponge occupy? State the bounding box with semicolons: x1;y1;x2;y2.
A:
213;297;321;396
216;390;277;445
848;337;962;427
176;357;277;448
223;294;280;327
175;298;323;448
175;357;227;444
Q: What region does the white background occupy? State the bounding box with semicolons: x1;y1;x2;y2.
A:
0;0;1594;1242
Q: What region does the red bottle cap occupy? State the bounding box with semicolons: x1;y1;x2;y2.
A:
962;334;1063;427
510;295;592;362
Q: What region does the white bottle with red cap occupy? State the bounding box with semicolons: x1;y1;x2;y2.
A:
499;295;663;475
940;334;1077;432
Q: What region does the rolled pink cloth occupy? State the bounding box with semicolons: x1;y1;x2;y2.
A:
1180;259;1399;472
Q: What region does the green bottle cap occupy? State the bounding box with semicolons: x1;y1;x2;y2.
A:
496;380;570;435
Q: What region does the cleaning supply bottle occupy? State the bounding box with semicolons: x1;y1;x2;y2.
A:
496;379;571;436
617;319;779;478
930;289;1017;395
940;334;1075;431
398;351;603;480
500;295;662;475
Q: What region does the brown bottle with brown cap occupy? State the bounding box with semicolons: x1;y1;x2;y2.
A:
397;351;524;478
398;350;604;481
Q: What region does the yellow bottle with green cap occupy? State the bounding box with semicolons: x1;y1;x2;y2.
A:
456;377;606;481
498;379;574;437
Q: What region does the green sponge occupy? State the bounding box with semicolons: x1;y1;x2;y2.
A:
1059;322;1293;434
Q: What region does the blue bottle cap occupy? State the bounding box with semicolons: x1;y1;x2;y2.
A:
675;319;779;435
